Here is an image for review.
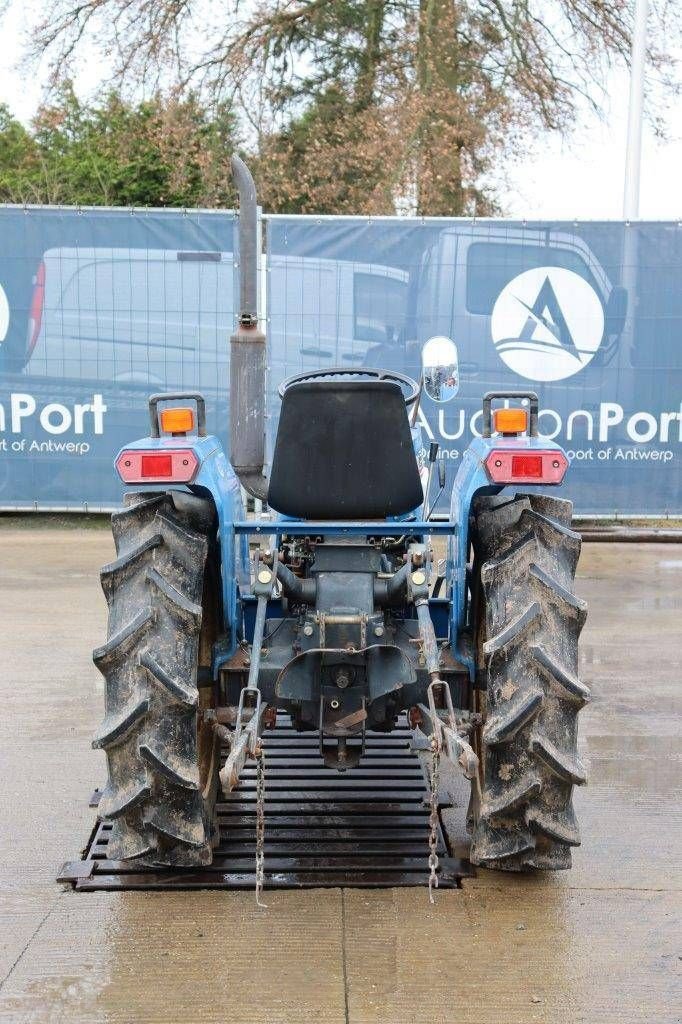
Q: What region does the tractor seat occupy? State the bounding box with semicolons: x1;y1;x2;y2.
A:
267;379;423;519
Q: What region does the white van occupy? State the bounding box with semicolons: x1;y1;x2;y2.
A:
24;247;409;395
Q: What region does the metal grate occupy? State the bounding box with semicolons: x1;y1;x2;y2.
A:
58;717;471;890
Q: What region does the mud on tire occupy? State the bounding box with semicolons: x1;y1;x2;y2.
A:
469;493;589;871
93;491;220;866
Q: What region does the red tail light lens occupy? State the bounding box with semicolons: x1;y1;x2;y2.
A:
485;449;568;485
511;454;543;478
116;449;199;484
141;454;173;478
26;260;46;357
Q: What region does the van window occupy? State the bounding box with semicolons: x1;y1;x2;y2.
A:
353;272;408;344
466;243;598;315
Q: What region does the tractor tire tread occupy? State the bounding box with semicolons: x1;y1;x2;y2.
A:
93;491;215;866
470;491;587;872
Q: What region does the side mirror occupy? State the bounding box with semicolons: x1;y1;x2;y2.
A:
605;286;627;337
422;336;459;402
438;460;446;489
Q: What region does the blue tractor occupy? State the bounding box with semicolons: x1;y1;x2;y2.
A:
93;158;588;896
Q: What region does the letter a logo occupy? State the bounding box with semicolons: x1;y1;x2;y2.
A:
491;267;604;382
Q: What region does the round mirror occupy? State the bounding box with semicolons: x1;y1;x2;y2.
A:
421;336;460;403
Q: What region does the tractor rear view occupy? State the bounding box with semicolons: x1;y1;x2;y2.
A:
92;157;588;897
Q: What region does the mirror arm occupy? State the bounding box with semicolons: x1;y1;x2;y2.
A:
421;442;439;520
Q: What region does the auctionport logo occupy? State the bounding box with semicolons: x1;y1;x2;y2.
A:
0;283;9;343
491;267;604;382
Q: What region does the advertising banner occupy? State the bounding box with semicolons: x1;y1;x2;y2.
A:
0;206;680;514
0;206;235;508
266;217;682;515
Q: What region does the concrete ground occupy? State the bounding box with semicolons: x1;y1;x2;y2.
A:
0;524;679;1023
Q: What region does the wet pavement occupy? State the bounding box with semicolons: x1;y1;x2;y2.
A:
0;526;679;1023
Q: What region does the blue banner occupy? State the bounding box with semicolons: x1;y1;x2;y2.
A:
0;206;235;508
0;206;680;514
267;217;682;515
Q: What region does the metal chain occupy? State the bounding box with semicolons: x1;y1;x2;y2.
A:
255;744;268;908
428;735;441;904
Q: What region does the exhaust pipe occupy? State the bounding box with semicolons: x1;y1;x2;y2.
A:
230;154;268;500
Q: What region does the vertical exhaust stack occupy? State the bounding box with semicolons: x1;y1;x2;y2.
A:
230;154;268;500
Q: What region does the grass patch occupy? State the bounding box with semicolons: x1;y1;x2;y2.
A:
0;512;111;530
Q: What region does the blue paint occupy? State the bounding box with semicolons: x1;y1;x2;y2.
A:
448;432;568;678
234;520;457;536
114;431;248;656
115;421;568;686
193;445;248;653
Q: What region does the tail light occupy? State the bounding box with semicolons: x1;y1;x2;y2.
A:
116;449;199;484
26;260;46;358
485;449;568;485
159;407;194;435
493;407;528;435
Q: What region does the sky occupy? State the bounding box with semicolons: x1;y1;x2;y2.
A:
503;69;682;221
1;4;680;220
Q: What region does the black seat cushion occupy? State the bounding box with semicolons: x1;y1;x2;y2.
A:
267;380;423;519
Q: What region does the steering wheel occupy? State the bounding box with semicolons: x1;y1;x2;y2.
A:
278;367;420;407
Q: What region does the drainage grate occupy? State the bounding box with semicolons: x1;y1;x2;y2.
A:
58;717;472;890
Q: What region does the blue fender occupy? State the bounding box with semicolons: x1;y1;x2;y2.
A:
448;433;569;678
114;432;248;655
192;438;249;650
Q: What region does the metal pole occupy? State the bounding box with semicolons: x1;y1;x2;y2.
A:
623;0;649;218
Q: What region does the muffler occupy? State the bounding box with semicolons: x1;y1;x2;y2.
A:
230;154;268;500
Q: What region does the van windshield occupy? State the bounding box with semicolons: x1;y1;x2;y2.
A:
466;242;598;314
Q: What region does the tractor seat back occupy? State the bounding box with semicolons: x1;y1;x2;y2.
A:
267;379;423;519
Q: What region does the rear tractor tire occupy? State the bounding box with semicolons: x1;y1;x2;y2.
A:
93;491;221;866
469;493;590;871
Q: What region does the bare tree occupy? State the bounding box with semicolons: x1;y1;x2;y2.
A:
20;0;682;213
